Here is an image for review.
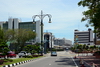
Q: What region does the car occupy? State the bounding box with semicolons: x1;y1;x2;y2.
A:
18;51;28;58
0;53;6;58
7;51;16;58
51;51;57;56
27;53;32;56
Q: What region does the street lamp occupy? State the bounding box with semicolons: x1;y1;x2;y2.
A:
32;10;52;54
51;33;52;54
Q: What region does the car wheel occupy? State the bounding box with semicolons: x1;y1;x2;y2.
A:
19;56;21;58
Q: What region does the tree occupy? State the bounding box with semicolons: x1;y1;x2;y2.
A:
77;44;83;50
78;0;100;34
0;27;4;43
13;29;36;52
3;29;36;52
24;44;40;55
83;44;86;49
24;45;34;53
0;27;10;57
0;42;10;53
3;29;15;42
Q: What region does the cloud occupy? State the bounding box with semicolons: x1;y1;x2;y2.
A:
0;0;90;41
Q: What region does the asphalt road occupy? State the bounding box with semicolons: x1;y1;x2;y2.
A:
15;50;80;67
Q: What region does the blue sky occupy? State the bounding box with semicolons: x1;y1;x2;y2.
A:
0;0;93;42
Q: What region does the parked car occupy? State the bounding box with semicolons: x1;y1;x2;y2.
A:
27;53;32;56
51;51;57;56
7;51;16;58
18;51;28;58
0;53;6;58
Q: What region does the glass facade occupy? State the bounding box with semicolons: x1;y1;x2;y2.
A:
2;22;36;31
3;22;8;30
19;22;36;31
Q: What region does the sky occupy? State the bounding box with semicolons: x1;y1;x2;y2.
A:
0;0;93;43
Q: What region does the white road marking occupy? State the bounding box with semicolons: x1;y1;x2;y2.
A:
68;52;78;67
49;64;51;65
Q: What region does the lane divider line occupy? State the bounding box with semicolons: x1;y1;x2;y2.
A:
68;52;78;67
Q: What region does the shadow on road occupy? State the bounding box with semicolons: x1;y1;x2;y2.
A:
55;57;76;66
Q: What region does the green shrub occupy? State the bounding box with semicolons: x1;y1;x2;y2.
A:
3;59;13;62
25;55;33;58
8;59;13;62
94;51;100;55
56;49;64;51
32;55;39;57
0;60;4;65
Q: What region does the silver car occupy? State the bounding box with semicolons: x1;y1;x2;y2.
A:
51;51;57;56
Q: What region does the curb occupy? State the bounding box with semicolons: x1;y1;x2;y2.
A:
2;56;45;67
2;59;35;67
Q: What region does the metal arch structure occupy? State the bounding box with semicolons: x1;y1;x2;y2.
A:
32;10;52;54
32;10;52;23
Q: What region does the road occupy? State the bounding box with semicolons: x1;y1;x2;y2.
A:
15;50;79;67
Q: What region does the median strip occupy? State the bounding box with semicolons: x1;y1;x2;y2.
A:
0;56;44;67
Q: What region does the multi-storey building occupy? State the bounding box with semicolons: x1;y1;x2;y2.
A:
94;28;100;45
54;38;72;46
74;29;93;45
0;18;41;44
44;32;55;49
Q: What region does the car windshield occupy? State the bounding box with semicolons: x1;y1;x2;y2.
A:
52;52;56;54
20;52;25;53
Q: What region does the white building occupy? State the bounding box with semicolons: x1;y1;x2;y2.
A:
44;32;55;48
0;18;41;44
54;38;72;46
74;29;94;45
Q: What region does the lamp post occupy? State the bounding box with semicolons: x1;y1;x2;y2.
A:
32;10;52;54
51;33;52;54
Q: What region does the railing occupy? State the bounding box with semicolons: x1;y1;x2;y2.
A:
84;62;98;67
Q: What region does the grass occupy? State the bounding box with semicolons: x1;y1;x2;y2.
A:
0;56;43;67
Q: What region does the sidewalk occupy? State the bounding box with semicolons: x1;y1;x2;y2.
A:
43;53;50;57
72;52;100;67
78;55;100;67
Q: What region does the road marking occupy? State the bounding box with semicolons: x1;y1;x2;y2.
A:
68;52;78;67
58;55;67;56
49;64;51;65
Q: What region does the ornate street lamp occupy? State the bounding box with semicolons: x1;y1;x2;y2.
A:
32;10;52;54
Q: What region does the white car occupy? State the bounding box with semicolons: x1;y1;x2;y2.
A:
27;53;32;56
51;51;57;56
18;51;28;58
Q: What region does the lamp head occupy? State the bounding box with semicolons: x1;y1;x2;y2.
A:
33;19;36;24
49;18;51;23
49;21;51;23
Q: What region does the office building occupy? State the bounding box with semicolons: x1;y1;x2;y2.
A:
44;32;54;48
94;28;100;45
0;18;41;44
74;29;93;45
54;38;72;47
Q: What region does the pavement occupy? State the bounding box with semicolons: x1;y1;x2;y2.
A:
70;51;100;67
43;53;50;57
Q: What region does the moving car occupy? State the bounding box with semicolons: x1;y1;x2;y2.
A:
51;51;57;56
